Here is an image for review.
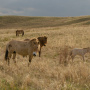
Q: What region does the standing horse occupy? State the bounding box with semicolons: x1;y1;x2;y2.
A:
16;30;24;36
37;36;47;57
5;39;40;66
69;47;90;62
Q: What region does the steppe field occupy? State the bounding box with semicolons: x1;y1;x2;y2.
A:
0;16;90;90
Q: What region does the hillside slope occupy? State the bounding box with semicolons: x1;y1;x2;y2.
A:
0;16;90;29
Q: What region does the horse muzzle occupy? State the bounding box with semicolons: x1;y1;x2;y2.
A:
33;52;37;56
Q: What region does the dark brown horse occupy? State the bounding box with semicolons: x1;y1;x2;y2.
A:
16;30;24;36
37;36;47;57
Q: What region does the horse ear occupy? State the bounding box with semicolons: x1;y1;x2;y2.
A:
44;36;47;39
28;40;33;46
29;39;36;45
37;37;41;41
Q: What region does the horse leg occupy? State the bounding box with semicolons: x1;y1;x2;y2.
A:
8;53;12;66
23;32;24;36
13;51;16;64
39;47;41;57
7;58;10;66
17;33;19;36
22;33;24;36
71;55;75;62
82;55;85;62
59;55;62;64
68;54;71;61
28;55;33;67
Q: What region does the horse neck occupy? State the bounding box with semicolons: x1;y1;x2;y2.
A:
29;43;35;51
83;49;88;54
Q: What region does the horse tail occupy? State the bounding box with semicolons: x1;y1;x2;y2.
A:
5;49;8;61
16;31;17;36
5;44;12;61
23;31;24;35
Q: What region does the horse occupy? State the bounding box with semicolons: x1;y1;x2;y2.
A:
5;38;40;66
24;36;47;57
16;30;24;36
69;47;90;62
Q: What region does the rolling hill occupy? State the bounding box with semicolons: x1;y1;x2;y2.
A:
0;15;90;29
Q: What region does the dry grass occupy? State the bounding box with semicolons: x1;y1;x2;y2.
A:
0;16;90;90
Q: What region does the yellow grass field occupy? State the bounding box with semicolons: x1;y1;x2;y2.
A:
0;16;90;90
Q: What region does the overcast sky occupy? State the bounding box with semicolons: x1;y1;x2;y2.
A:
0;0;90;17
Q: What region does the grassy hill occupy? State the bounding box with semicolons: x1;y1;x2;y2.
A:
0;15;90;29
0;16;90;90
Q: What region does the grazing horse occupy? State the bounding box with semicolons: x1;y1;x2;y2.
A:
16;30;24;36
24;36;47;57
5;39;40;66
69;47;90;62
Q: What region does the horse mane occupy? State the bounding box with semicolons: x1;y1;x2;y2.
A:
83;47;89;49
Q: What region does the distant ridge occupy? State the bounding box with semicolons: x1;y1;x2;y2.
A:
0;16;90;29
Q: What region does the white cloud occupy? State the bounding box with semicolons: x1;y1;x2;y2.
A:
0;7;37;16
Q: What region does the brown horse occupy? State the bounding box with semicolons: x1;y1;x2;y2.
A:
16;30;24;36
5;38;40;66
24;36;47;57
69;47;90;62
37;36;47;57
